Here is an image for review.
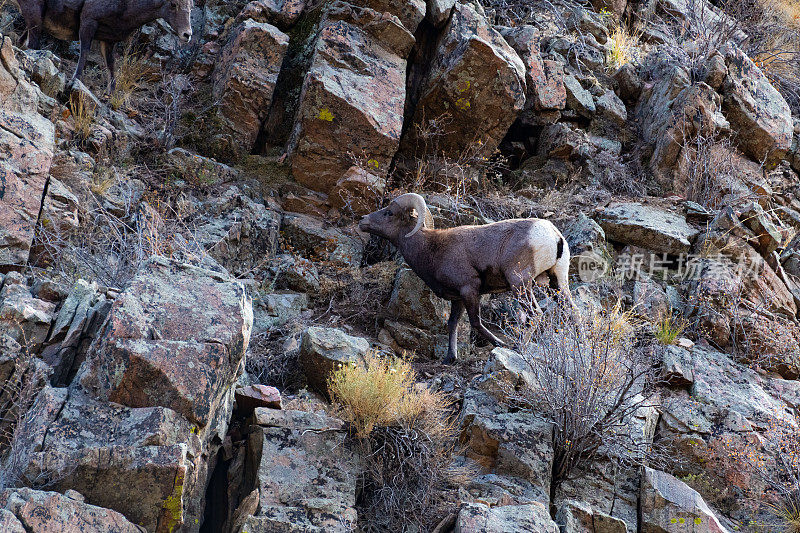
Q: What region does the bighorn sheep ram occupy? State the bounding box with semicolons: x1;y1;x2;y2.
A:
19;0;194;90
359;193;574;364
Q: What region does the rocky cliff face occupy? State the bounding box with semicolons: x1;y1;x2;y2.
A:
1;0;800;531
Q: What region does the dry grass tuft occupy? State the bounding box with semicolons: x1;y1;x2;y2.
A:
607;24;638;69
328;352;459;531
109;48;153;110
69;92;96;144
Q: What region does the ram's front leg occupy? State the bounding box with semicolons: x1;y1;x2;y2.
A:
461;286;506;348
443;300;464;364
71;19;98;85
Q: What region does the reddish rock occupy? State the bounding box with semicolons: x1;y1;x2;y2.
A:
236;384;282;413
406;3;526;158
288;2;414;194
80;256;253;428
0;488;143;533
723;45;793;168
501;26;565;111
0;39;55;270
212;20;289;153
328;166;385;216
238;0;307;28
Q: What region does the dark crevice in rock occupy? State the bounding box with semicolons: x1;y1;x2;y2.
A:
259;4;326;150
392;16;447;165
200;408;252;533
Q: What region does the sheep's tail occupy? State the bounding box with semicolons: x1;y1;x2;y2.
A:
556;237;564;260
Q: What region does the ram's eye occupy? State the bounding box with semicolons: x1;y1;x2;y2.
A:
385;211;391;217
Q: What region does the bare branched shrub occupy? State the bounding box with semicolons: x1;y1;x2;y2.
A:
644;0;742;79
718;0;800;112
594;150;645;196
0;336;49;490
32;186;211;288
680;134;744;209
328;353;459;532
503;294;662;489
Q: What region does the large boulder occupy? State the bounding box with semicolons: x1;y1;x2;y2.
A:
288;2;414;194
501;26;566;113
459;388;553;503
237;408;359;532
0;37;56;271
455;502;559;533
405;3;526;158
0;488;143;533
300;326;370;394
635;63;729;187
722;46;793;168
79;256;252;428
640;467;729;533
212;19;289;154
596;203;699;254
19;386;206;532
19;257;253;531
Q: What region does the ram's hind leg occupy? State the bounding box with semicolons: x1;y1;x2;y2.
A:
461;286;506;348
443;300;464;365
547;254;576;310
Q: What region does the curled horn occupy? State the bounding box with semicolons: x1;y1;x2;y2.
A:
391;193;433;238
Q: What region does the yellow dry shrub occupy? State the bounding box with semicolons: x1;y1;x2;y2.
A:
110;50;152;110
607;24;638;69
328;352;414;437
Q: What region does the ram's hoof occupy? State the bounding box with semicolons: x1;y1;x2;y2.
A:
442;355;456;365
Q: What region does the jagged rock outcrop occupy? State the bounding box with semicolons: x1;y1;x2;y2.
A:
405;3;526;157
640;467;729;533
0;37;56;271
288;1;416;194
191;186;280;276
0;488;144;533
722;46;793;168
237;407;359;532
635;64;729;187
212;19;289;154
17;257;253;532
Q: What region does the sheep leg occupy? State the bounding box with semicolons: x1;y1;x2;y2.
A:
71;19;98;85
443;300;464;365
461;287;506;348
548;258;576;310
100;41;116;94
20;1;45;49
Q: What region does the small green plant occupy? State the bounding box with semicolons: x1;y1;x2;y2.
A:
654;310;686;345
768;496;800;533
